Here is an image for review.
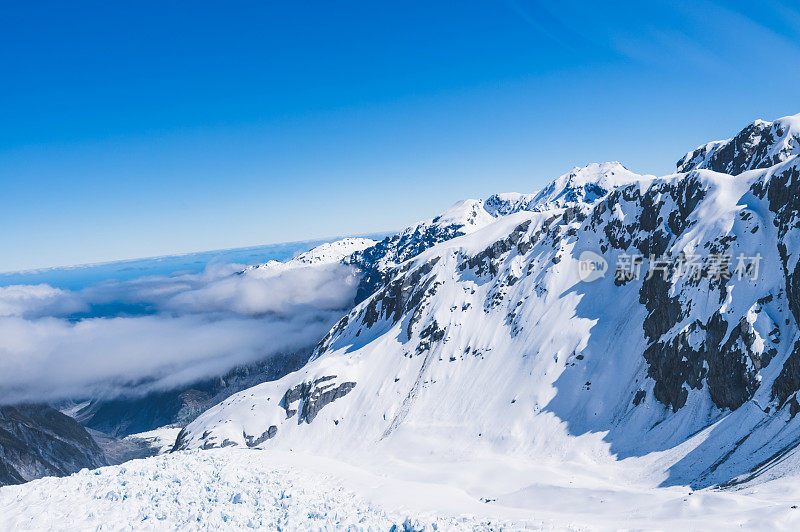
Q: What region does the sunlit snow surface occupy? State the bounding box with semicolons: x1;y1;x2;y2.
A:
1;448;799;531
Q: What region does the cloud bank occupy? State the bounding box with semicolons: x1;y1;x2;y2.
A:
0;284;88;318
0;262;360;404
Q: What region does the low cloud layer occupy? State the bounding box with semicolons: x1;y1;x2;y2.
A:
0;284;88;318
0;262;360;404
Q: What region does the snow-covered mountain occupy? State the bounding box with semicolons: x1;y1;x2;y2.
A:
245;237;376;271
347;161;642;302
176;113;800;490
521;161;646;210
677;113;800;175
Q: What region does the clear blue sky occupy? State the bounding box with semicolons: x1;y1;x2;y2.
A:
2;1;799;272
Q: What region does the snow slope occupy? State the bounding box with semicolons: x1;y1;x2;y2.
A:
347;162;645;303
178;113;800;493
524;161;647;209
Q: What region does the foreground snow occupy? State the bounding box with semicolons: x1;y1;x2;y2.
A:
2;448;800;531
0;450;522;531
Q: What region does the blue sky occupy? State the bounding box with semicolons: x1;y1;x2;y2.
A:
2;1;799;272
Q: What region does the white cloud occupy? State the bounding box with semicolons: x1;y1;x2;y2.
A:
0;284;88;318
164;263;359;316
0;262;361;404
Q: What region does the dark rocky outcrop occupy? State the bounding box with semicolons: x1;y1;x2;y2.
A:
359;257;441;330
643;311;774;412
677;119;799;175
459;221;531;278
0;404;107;486
282;376;356;424
772;342;800;406
639;274;684;344
349;224;464;305
244;425;277;447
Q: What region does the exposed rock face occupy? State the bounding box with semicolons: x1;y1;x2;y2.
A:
347;202;496;304
282;376;356;424
0;405;107;486
244;425;277;447
759;165;800;407
643;313;775;412
76;392;193;438
171;376;356;451
773;342;800;406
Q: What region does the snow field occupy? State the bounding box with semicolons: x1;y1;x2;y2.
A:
0;450;530;531
3;448;800;531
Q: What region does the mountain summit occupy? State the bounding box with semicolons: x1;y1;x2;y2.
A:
677;113;800;175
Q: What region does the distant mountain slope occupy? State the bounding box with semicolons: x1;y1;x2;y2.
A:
81;165;638;440
76;349;312;438
178;113;800;490
0;405;106;486
249;237;376;268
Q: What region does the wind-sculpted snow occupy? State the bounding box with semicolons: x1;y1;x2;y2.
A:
179;113;800;491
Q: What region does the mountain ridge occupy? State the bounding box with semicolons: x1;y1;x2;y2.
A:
677;113;800;176
177;112;800;490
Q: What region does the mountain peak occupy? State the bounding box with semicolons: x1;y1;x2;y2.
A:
530;161;644;207
677;113;800;175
